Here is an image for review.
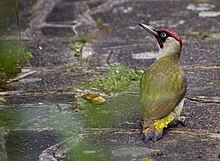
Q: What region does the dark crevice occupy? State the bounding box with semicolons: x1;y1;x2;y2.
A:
185;96;220;104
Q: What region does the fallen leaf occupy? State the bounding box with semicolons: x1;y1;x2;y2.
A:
84;92;100;100
92;96;106;105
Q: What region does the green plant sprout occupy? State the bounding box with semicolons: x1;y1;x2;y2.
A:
68;36;92;59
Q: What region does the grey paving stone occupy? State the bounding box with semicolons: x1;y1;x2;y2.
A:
25;39;76;67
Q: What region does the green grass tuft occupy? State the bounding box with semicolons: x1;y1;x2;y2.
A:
83;64;143;94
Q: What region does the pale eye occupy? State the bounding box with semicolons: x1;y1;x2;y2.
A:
160;32;167;37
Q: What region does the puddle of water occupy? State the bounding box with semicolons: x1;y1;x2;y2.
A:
0;103;82;161
0;89;144;161
81;92;139;128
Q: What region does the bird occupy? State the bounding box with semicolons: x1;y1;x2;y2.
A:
138;23;187;142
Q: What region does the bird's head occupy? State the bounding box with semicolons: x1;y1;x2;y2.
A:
139;23;182;61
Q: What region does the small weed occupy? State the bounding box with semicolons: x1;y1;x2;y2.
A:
19;50;33;67
68;44;83;57
95;17;104;29
22;51;33;63
0;41;33;86
72;36;92;44
68;36;93;59
82;64;143;94
0;97;6;104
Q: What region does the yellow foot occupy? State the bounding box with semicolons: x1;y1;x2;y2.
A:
142;113;175;142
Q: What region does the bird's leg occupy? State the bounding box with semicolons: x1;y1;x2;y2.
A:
152;112;175;142
142;99;184;142
151;99;185;141
172;98;186;126
153;112;175;136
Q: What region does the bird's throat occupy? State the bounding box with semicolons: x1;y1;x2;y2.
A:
157;37;182;62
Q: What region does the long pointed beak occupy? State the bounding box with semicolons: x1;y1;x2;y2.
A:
138;23;163;48
138;23;158;36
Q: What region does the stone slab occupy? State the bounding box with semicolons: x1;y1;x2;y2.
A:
25;39;76;67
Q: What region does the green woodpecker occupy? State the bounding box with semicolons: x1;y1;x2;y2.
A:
139;23;187;142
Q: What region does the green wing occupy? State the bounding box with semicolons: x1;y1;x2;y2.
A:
139;57;186;121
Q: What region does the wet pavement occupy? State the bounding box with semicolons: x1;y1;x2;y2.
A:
0;0;220;160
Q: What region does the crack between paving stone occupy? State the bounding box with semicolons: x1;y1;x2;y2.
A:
0;90;76;97
6;127;220;140
185;96;220;104
106;51;113;65
169;129;220;140
7;70;37;84
183;65;220;69
42;127;218;140
7;128;55;133
0;36;75;41
87;128;220;140
39;135;80;161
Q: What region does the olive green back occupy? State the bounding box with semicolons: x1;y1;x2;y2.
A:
139;57;186;121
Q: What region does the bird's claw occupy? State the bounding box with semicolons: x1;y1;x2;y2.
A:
142;113;175;142
177;116;186;126
143;126;163;142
